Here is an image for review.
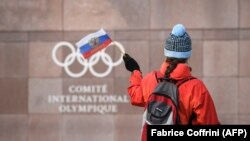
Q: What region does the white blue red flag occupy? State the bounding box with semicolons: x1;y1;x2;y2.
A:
76;28;112;59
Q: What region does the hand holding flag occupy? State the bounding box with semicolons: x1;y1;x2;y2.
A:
76;29;112;59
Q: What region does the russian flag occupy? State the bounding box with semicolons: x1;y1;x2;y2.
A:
76;29;112;59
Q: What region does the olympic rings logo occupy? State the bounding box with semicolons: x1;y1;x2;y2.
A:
52;41;125;78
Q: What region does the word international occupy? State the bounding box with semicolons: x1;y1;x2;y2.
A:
147;125;250;141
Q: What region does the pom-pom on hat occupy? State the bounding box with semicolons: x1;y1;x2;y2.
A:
164;24;192;59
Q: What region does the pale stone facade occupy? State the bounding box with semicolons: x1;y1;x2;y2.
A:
0;0;250;141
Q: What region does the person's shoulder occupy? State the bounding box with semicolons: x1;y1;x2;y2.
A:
184;76;206;87
185;76;210;91
142;70;159;81
145;71;157;78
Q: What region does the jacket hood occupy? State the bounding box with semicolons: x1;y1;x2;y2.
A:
159;61;192;80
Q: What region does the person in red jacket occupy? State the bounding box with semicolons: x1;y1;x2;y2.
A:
123;24;220;140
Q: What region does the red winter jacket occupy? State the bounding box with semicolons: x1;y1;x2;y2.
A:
127;61;220;125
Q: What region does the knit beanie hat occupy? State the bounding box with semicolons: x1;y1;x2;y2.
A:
164;24;192;59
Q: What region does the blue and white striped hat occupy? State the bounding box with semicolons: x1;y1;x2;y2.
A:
164;24;192;59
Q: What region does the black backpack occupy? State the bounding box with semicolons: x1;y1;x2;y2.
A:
143;72;195;125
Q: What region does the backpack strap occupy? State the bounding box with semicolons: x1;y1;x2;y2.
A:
154;71;161;83
154;71;177;83
176;76;196;88
154;71;196;87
